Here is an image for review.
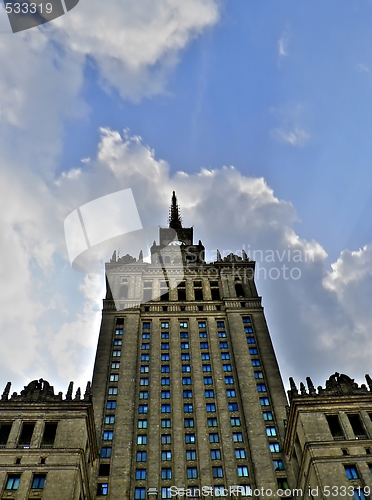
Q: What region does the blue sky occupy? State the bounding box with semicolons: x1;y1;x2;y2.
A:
0;0;372;395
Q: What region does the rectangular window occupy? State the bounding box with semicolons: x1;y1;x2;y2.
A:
229;403;238;411
181;342;189;349
182;365;191;372
101;447;112;458
112;350;121;357
108;387;118;395
183;390;192;398
135;487;146;500
142;322;151;329
97;483;109;496
41;422;58;447
181;353;190;361
249;348;258;355
5;475;20;490
210;449;221;460
277;479;289;490
212;467;223;478
180;322;188;328
242;317;251;323
162;353;170;361
206;403;216;412
219;342;228;349
326;415;344;439
345;465;359;479
141;354;150;362
200;342;209;349
246;337;255;344
353;490;367;500
31;474;46;489
135;469;147;480
237;466;249;477
263;411;273;421
180;333;189;339
111;361;121;369
137;435;147;445
115;327;123;335
184;418;195;428
106;401;116;409
259;397;270;406
218;332;227;338
105;415;115;425
162;434;171;444
138;405;148;414
161;419;171;428
162;405;171;413
217;321;225;329
140;378;149;386
187;467;198;479
186;449;197;460
161;365;170;373
201;353;210;360
251;360;261;367
223;364;232;372
113;339;122;345
185;434;196;444
254;371;264;379
235;449;246;459
226;389;236;398
233;432;243;443
348;414;366;438
141;343;150;350
138;420;148;429
162;451;172;461
204;377;213;385
139;391;149;400
161;332;170;339
136;451;147;462
205;390;215;398
162;391;170;399
221;353;230;360
198;321;207;329
225;376;234;385
140;366;149;373
273;460;285;471
257;384;267;392
161;378;170;386
184;404;193;413
182;377;192;385
231;418;241;427
244;326;253;333
142;333;150;339
266;427;277;437
161;343;170;350
207;418;218;427
199;332;208;338
162;488;173;499
161;322;169;329
209;433;219;443
103;431;113;441
203;364;212;372
110;374;119;382
19;422;35;447
161;468;172;480
269;442;280;453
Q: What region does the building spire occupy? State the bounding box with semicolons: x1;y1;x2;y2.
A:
168;191;182;229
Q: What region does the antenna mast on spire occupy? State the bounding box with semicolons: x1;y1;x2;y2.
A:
168;191;183;229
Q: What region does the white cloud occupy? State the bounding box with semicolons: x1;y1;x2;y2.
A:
270;104;311;147
272;125;310;146
278;31;289;58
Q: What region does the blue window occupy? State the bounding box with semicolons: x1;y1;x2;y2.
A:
161;332;169;339
226;389;236;397
162;434;171;444
200;342;209;349
161;322;169;329
231;417;241;426
182;377;192;385
135;488;146;500
140;378;149;386
135;469;146;480
187;467;198;479
162;354;170;361
184;404;193;413
242;317;251;323
181;353;190;360
115;328;123;335
186;450;197;460
161;343;170;350
101;447;112;458
31;475;46;489
198;322;207;328
139;391;148;399
137;435;147;444
106;400;116;409
108;387;118;395
141;343;150;350
143;322;151;329
180;322;188;328
183;390;193;398
114;339;123;345
185;434;196;443
221;353;230;360
218;332;227;338
141;354;150;361
237;466;249;477
246;337;255;344
201;353;210;360
244;327;253;333
219;342;228;349
225;376;234;385
103;431;113;441
181;342;189;349
140;366;149;373
162;451;172;461
266;427;276;437
184;418;194;428
162;488;173;499
161;419;171;428
180;332;189;338
161;378;170;385
138;419;147;429
105;415;115;424
161;365;170;373
223;364;232;372
211;449;221;460
205;389;215;398
142;333;150;339
353;490;367;500
204;377;213;385
207;418;218;427
97;483;109;496
235;449;246;459
345;466;359;479
254;371;264;379
5;476;20;490
182;365;191;372
217;321;225;329
112;350;121;357
161;391;170;399
257;384;267;392
229;403;238;411
249;348;258;355
209;433;219;443
260;397;270;406
212;466;223;478
138;405;148;414
263;411;273;421
136;451;147;461
203;364;212;372
273;460;285;471
199;332;208;338
251;359;261;366
161;404;171;413
269;442;280;453
161;468;172;479
206;403;216;412
233;432;243;442
111;362;120;369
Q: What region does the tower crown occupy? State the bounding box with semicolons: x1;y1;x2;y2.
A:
168;191;182;229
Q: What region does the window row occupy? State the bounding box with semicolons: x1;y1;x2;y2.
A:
133;466;248;480
3;474;46;491
0;421;58;448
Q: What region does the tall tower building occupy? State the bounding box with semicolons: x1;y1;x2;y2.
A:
91;192;295;499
